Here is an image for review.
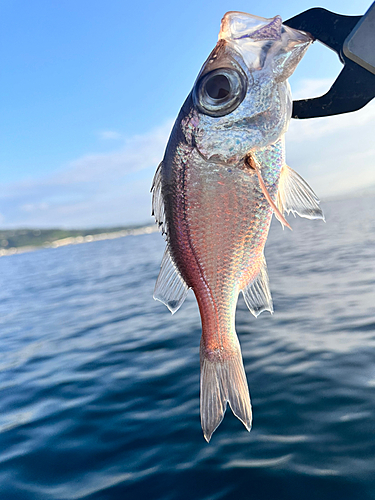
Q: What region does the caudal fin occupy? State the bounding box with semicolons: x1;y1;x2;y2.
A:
200;336;252;442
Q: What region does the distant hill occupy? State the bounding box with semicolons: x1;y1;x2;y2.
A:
0;225;155;251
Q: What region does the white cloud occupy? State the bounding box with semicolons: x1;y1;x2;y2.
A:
59;120;173;184
291;77;333;100
20;203;49;213
286;94;375;198
98;130;123;140
0;121;173;228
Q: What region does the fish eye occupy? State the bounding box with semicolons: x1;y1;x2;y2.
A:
205;74;230;99
193;68;247;117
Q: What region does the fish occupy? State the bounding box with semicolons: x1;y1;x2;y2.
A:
151;12;324;442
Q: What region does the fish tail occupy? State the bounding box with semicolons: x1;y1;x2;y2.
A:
200;334;252;442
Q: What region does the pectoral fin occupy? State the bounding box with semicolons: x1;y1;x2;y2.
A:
154;247;189;314
249;156;292;230
277;164;325;222
241;257;273;317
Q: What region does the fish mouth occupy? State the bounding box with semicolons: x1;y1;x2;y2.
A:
219;12;283;42
219;12;312;74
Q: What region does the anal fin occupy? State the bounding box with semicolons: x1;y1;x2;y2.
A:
242;257;273;317
153;247;188;314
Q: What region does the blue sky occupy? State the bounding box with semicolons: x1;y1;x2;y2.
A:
1;0;374;228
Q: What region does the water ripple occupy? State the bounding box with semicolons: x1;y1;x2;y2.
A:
0;198;375;499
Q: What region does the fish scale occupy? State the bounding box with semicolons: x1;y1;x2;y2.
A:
152;11;324;441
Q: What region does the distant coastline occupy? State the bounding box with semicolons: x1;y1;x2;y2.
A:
2;190;374;258
0;225;158;257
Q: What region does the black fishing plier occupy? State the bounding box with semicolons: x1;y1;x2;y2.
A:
284;2;375;118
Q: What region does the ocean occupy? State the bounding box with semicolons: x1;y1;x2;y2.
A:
1;194;375;500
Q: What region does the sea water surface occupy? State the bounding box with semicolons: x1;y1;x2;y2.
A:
1;195;375;500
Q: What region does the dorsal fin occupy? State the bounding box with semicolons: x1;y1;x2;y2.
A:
241;257;273;317
277;164;325;222
153;247;189;314
151;162;168;237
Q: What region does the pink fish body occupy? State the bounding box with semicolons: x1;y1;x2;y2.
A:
152;12;324;441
